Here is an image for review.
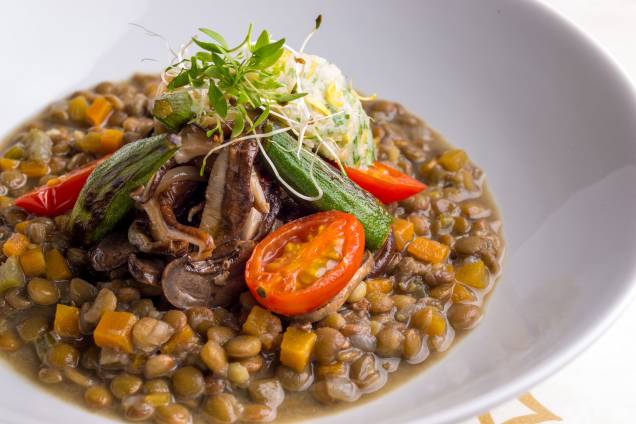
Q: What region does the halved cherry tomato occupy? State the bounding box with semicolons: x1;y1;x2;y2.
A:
15;155;110;216
345;161;427;204
245;211;365;316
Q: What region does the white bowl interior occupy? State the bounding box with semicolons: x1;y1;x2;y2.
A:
2;1;636;423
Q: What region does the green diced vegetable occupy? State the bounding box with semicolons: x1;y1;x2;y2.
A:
152;92;195;132
0;257;25;294
263;132;392;250
68;134;178;244
25;129;53;163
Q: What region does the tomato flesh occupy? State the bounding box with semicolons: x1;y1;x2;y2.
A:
245;211;364;316
15;155;109;216
345;161;426;204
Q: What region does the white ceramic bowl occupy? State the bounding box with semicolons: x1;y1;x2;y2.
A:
2;1;636;423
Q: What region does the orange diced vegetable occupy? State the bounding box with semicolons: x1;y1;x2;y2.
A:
94;311;138;353
14;221;30;234
161;324;199;354
45;249;72;281
76;132;102;153
54;304;80;338
455;260;489;289
407;237;450;264
411;306;446;336
100;129;125;153
452;283;475;303
86;96;113;126
3;233;29;257
438;149;468;172
20;160;50;178
242;305;275;337
68;95;89;122
19;246;46;277
392;218;414;251
0;196;14;209
0;158;20;171
365;278;393;294
280;327;316;372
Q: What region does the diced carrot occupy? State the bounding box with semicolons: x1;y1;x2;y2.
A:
19;246;46;277
19;160;50;178
161;324;200;354
452;283;475;303
392;218;414;251
3;233;29;257
0;158;20;171
407;237;450;264
14;221;30;234
365;278;393;294
0;196;14;209
76;132;102;153
280;327;316;372
54;304;80;338
100;129;124;153
411;306;446;336
243;306;271;337
455;260;489;289
68;95;89;122
86;96;113;126
94;311;138;353
45;249;72;281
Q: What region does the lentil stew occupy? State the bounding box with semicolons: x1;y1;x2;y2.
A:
0;21;503;424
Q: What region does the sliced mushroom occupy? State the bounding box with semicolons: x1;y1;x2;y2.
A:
253;182;282;241
174;125;216;164
221;139;258;240
186;240;255;277
128;219;188;256
157;180;214;260
241;208;263;241
251;170;270;214
294;253;374;322
162;256;212;308
89;231;137;272
155;166;205;194
369;231;397;277
161;256;248;309
199;148;228;237
128;253;164;286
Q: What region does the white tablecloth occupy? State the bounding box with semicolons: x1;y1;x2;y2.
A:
462;1;636;422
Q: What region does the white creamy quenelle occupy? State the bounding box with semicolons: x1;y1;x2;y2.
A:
272;50;376;168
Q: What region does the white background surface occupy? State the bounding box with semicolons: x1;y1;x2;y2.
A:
462;1;636;422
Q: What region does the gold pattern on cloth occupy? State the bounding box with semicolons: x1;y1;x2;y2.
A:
478;393;562;424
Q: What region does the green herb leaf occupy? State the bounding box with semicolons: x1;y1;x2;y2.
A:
252;102;270;129
199;28;228;48
231;112;245;139
168;70;191;90
256;47;285;69
192;38;223;54
273;92;308;103
208;82;228;118
253;38;285;61
254;30;270;51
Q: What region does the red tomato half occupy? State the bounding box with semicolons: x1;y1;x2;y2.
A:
245;211;365;316
345;161;427;204
15;155;110;216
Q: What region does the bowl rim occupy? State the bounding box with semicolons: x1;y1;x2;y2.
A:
0;2;636;423
403;1;636;422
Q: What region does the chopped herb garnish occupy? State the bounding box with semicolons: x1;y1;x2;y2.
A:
164;25;306;137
